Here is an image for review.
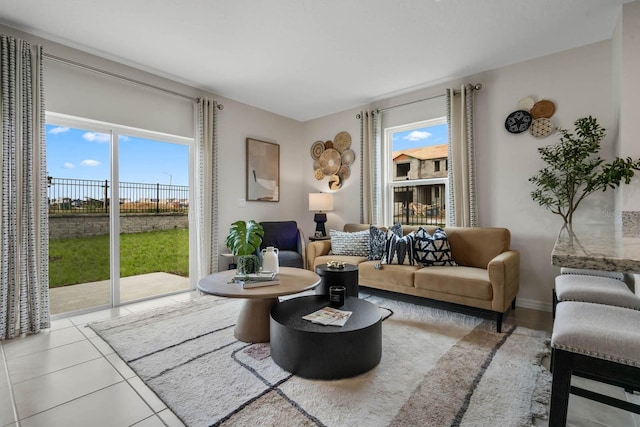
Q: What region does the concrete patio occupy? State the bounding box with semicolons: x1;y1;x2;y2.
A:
49;272;191;315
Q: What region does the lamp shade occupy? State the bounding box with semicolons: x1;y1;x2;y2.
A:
309;193;334;211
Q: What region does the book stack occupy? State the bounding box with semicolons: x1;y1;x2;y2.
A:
232;271;279;289
302;306;352;327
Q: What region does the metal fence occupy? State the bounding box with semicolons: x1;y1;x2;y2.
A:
392;183;446;226
48;177;189;214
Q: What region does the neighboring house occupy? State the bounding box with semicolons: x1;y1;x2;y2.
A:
392;144;448;181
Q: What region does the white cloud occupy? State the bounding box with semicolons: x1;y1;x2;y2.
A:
81;159;100;167
82;132;110;143
48;126;70;135
63;162;74;169
405;131;432;141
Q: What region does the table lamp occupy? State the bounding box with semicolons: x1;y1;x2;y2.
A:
309;193;334;237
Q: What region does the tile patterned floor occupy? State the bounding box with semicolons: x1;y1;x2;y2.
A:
1;291;638;426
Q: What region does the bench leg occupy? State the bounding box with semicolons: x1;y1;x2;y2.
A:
549;349;573;426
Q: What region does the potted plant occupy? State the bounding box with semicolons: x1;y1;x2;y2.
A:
529;116;640;225
225;220;264;274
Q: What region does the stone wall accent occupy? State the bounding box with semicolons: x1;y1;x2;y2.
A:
49;213;188;240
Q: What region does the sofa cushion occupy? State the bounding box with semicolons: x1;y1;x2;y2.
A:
329;229;369;256
369;223;402;261
445;227;510;268
359;261;419;289
414;266;493;300
382;232;415;265
414;227;457;267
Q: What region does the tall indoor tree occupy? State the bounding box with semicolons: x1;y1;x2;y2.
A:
529;116;640;225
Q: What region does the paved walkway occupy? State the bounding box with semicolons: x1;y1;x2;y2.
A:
49;272;191;315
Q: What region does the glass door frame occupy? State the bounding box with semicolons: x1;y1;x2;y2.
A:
46;112;195;312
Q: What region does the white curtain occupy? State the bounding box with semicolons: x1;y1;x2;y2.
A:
447;84;478;227
360;109;382;224
195;98;219;279
1;34;50;339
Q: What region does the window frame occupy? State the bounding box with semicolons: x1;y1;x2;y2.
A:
382;117;449;226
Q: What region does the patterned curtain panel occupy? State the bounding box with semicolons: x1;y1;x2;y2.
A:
0;34;50;339
195;98;219;279
446;84;477;227
359;109;382;224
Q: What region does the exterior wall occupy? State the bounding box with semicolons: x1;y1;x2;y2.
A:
49;213;188;239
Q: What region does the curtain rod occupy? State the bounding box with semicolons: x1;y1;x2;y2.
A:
356;83;482;119
43;52;224;110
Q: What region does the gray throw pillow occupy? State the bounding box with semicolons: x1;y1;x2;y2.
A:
329;229;370;257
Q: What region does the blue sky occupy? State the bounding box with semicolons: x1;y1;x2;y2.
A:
392;123;448;151
46;124;189;186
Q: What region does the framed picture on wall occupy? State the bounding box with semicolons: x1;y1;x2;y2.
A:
246;138;280;202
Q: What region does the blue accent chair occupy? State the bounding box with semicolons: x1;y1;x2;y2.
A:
259;221;306;269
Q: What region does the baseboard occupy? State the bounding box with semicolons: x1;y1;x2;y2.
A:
516;297;552;313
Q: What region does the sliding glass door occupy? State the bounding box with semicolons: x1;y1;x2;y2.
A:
46;114;194;316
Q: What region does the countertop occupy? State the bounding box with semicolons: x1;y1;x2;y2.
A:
551;224;640;272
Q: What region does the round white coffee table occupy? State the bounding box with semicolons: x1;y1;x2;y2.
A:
197;267;320;343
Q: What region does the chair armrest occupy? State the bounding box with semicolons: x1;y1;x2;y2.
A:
306;240;332;270
488;250;520;312
297;228;306;271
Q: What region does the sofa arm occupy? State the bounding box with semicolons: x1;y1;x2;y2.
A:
306;240;332;270
487;250;520;312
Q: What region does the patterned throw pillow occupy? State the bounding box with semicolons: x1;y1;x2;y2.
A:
413;227;457;266
381;232;415;265
329;229;370;257
369;223;402;260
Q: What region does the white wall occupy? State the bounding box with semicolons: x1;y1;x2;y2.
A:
304;40;615;310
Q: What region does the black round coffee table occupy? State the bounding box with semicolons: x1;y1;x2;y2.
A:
270;295;382;380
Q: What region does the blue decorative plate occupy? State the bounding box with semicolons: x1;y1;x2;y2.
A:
505;110;532;134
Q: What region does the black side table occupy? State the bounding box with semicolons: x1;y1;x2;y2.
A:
315;263;359;297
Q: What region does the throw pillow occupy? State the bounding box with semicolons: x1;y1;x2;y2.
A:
413;227;457;266
381;232;415;266
329;229;370;257
368;223;402;260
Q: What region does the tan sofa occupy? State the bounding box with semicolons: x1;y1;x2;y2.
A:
307;224;520;332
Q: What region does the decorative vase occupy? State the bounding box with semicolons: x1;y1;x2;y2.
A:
261;246;279;273
237;255;260;275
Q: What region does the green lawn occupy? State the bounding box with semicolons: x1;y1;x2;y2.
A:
49;228;189;288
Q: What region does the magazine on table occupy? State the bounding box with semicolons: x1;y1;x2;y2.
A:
302;306;352;327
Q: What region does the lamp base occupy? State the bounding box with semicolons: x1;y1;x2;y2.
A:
313;213;327;237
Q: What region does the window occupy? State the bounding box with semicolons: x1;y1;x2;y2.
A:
383;118;448;226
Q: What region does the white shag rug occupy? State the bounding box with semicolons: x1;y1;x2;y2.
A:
89;294;551;427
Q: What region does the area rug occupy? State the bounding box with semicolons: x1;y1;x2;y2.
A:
89;294;551;427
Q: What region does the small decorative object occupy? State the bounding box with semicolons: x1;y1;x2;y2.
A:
530;100;555;119
529;118;555;138
329;286;346;308
529;116;640;224
225;219;264;272
246;138;279;202
261;246;279;274
517;96;535;111
237;254;260;275
309;192;334;236
326;260;346;269
309;131;355;190
504;110;532;133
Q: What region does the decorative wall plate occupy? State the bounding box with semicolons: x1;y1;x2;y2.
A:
504;110;532;134
319;148;341;175
314;168;325;180
517;96;535;111
311;141;325;160
530;100;555;119
340;149;355;166
338;165;351;180
312;159;320;170
324;140;334;149
333;131;352;153
530;118;555;138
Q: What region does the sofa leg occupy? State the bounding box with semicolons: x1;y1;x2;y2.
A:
511;298;516;310
496;312;503;333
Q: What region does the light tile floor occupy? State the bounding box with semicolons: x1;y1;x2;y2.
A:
1;291;638;427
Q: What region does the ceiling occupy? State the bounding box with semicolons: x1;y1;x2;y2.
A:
0;0;631;121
